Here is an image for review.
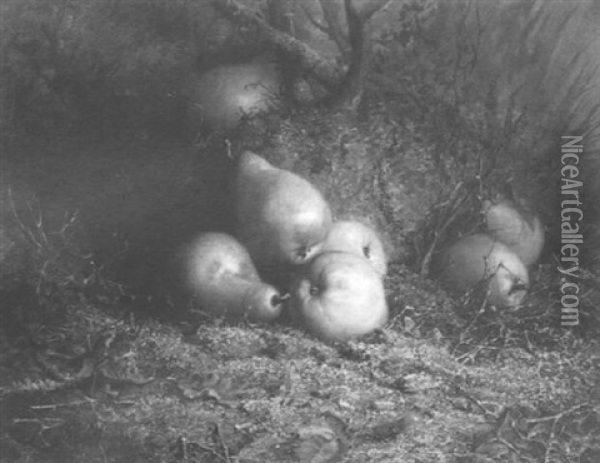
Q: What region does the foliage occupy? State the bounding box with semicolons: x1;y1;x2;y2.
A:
0;0;225;138
0;181;127;329
0;2;598;460
1;297;598;462
358;1;555;274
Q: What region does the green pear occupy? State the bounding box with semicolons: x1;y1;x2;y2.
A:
191;59;280;132
482;198;545;266
180;232;282;322
320;220;388;277
290;251;388;342
234;151;333;279
437;233;529;308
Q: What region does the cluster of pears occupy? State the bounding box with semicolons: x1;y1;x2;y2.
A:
178;151;388;342
436;195;545;308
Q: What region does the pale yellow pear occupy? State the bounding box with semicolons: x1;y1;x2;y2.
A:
234;151;332;280
180;232;282;322
482;198;545;266
437;233;529;308
290;251;388;342
320;220;388;277
191;59;280;132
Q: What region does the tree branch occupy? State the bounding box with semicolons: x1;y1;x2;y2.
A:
319;0;351;59
212;0;344;91
300;2;330;36
333;0;370;109
357;0;393;21
267;0;294;34
330;0;390;110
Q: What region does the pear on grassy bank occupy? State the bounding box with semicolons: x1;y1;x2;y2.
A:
482;198;545;266
436;233;529;308
190;58;280;132
320;219;387;277
234;151;332;281
290;251;388;342
178;232;283;322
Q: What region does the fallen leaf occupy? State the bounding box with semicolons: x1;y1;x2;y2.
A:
295;425;347;463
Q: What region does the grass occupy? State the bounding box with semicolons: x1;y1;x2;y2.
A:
0;99;598;462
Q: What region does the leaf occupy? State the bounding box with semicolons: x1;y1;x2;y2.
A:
294;425;347;463
366;414;414;441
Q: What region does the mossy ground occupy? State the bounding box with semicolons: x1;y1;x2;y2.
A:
1;106;599;462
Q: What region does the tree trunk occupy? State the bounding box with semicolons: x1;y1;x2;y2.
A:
211;0;391;112
334;0;391;110
212;0;344;92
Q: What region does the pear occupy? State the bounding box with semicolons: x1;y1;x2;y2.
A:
320;220;388;277
192;59;280;132
179;232;282;322
234;151;333;280
437;233;529;308
290;251;388;342
482;198;545;266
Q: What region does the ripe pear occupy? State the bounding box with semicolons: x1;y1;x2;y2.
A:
234;151;333;280
179;232;283;322
482;198;545;266
437;233;529;308
192;59;280;132
290;251;388;342
320;220;388;277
